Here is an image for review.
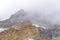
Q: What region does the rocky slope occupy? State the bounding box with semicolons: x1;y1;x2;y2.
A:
0;22;51;40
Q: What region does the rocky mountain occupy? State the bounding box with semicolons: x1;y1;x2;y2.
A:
0;9;29;28
0;9;60;40
0;22;51;40
0;9;58;29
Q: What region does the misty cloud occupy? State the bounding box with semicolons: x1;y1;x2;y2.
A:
0;0;60;24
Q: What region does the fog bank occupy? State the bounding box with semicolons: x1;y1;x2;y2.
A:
0;0;60;25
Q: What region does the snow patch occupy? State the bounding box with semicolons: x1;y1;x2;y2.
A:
32;24;39;27
32;24;47;29
28;38;34;40
0;28;9;32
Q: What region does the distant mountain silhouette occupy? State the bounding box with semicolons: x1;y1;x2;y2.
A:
0;9;29;28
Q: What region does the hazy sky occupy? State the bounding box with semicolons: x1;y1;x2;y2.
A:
0;0;60;24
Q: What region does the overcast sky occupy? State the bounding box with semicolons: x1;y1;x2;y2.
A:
0;0;60;24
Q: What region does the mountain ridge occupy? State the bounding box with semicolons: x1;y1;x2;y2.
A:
0;9;29;28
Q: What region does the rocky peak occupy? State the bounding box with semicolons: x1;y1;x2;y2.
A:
0;9;29;27
9;9;27;20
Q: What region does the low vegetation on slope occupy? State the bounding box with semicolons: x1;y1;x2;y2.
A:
0;22;51;40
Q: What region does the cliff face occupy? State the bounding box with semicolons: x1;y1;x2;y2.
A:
0;22;51;40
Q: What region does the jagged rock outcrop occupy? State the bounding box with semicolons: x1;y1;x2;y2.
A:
0;22;51;40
